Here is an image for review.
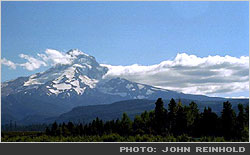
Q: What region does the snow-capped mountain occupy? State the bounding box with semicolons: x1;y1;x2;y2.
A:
2;49;200;100
2;49;108;97
1;49;223;124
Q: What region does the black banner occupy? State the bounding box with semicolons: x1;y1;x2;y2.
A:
0;143;249;155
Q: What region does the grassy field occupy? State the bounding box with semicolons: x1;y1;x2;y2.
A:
1;131;235;142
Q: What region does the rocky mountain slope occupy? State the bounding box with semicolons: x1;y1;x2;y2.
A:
1;49;228;124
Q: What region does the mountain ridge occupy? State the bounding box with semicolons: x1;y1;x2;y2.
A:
2;49;240;125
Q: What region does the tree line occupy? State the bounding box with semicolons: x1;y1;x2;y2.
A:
45;98;249;141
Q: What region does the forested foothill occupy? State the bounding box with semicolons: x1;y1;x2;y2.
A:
2;98;249;142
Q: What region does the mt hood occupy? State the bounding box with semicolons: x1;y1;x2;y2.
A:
1;49;222;124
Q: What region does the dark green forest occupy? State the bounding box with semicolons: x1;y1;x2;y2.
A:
2;98;249;142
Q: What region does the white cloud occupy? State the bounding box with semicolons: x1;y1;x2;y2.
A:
19;54;47;71
1;58;17;69
38;49;73;65
102;53;249;96
2;50;249;96
2;49;78;71
225;96;249;99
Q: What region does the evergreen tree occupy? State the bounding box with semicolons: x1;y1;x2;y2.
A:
168;98;177;133
186;101;200;135
140;111;151;134
77;123;84;136
62;122;70;136
175;100;187;135
45;127;50;135
39;98;248;142
221;101;236;139
237;104;247;129
83;124;89;135
114;119;121;134
201;107;218;136
133;115;144;135
56;124;62;136
245;105;249;125
120;113;132;136
51;122;58;136
236;104;248;140
94;117;104;135
104;121;113;134
154;98;168;135
67;122;75;135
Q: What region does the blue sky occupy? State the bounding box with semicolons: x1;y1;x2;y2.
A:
1;1;249;97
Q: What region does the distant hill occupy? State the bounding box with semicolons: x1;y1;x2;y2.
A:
16;98;248;125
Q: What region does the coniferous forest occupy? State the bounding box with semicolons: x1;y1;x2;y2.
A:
1;98;249;142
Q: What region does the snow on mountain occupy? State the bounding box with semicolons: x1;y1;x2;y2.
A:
2;49;108;97
96;77;158;99
2;49;172;100
2;49;230;125
2;49;223;103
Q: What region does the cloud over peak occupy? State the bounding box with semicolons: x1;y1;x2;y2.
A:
1;50;248;96
1;49;86;71
38;49;73;65
19;54;47;71
102;53;249;96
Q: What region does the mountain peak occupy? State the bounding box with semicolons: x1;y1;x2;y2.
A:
66;49;97;65
67;49;89;57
